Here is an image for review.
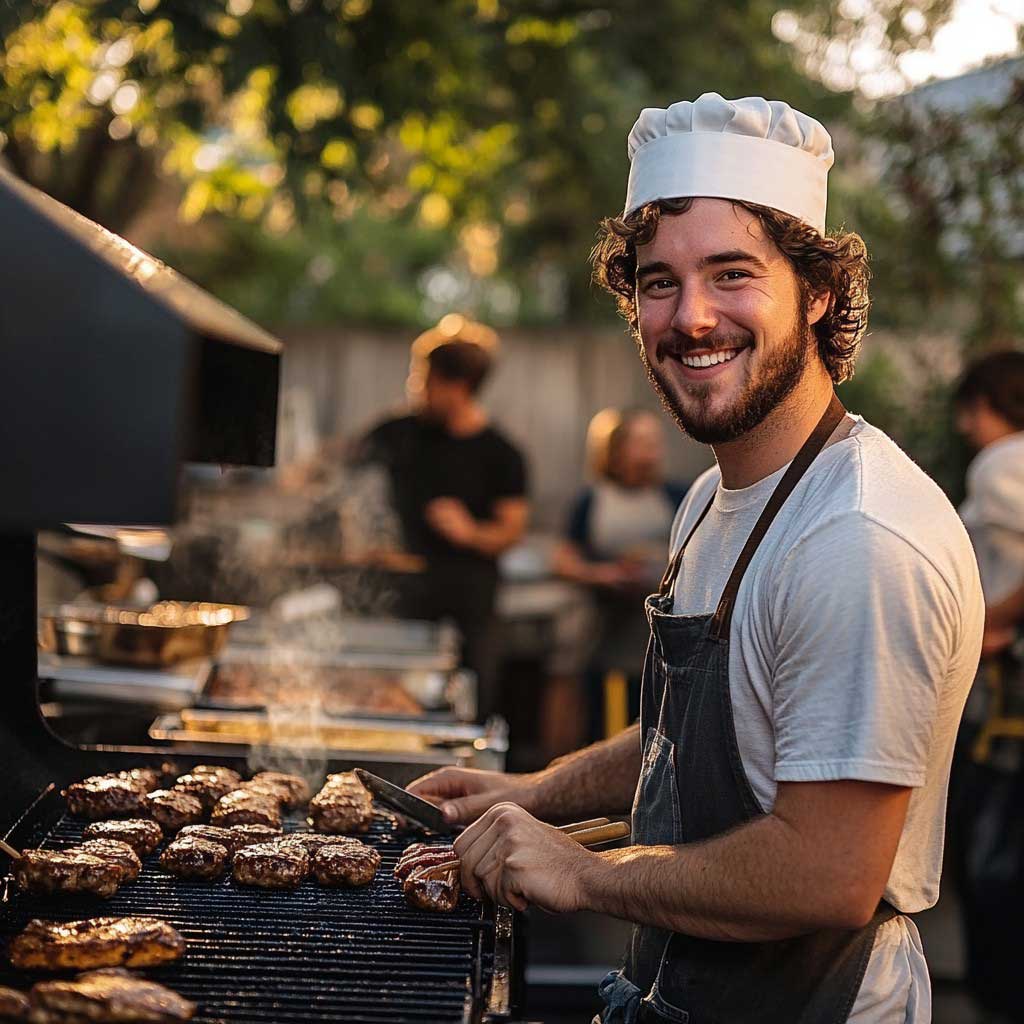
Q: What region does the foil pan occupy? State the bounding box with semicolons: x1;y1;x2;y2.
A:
40;601;249;667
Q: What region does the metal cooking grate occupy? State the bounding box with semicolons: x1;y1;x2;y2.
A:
0;809;492;1023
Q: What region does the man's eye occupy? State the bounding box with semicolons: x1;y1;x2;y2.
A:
718;270;749;283
643;279;675;292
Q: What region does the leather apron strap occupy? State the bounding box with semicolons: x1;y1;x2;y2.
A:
658;394;848;631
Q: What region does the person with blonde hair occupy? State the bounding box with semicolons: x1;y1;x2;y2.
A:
553;408;688;738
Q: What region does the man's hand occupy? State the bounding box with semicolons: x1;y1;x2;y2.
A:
407;767;544;825
453;803;598;913
425;498;479;548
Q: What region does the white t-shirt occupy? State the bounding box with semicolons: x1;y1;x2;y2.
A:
959;431;1024;604
668;416;984;1023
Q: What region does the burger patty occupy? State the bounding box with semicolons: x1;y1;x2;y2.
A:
0;985;29;1021
82;820;163;857
307;772;373;834
231;843;308;889
248;772;309;808
142;790;204;833
158;837;228;880
311;841;380;887
27;968;195;1023
174;823;278;856
76;840;142;883
13;849;128;900
9;917;186;971
210;789;282;829
172;773;237;811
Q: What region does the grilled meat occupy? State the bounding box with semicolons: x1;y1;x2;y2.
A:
188;765;241;788
397;842;460;912
231;843;308;889
82;821;163;858
394;844;455;883
403;867;460;913
226;823;282;846
307;772;373;834
13;849;128;900
311;841;380;887
172;774;236;811
142;790;203;833
0;986;29;1021
158;837;227;881
210;789;281;829
28;968;195;1023
247;772;309;808
77;841;142;883
9;918;185;971
270;832;356;857
64;778;146;821
175;823;282;855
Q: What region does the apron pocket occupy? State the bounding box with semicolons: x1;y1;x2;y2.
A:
632;727;682;847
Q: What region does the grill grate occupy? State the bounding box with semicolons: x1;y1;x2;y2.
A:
0;807;493;1023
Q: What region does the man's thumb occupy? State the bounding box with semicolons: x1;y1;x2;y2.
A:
441;791;502;825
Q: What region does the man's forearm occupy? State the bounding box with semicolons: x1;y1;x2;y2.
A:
579;783;903;941
467;518;522;557
530;725;641;821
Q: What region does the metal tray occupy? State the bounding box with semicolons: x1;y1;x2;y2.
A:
40;601;249;667
149;707;507;770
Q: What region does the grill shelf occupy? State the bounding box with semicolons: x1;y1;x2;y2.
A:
0;798;497;1023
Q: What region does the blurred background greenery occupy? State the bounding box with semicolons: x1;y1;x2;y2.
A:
1;0;1021;496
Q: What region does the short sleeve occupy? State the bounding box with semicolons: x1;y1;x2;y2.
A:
769;513;964;789
492;439;528;502
969;451;1024;533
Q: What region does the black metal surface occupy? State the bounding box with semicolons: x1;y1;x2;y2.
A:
0;792;496;1024
0;167;280;529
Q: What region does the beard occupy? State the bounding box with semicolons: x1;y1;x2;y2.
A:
638;318;812;445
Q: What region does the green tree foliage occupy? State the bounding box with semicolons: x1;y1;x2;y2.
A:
0;0;956;323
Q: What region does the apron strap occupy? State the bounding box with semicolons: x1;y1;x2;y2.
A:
659;492;715;597
708;393;848;642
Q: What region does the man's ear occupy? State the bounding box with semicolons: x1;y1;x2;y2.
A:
807;291;831;327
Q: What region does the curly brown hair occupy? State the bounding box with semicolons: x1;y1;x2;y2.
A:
591;198;870;384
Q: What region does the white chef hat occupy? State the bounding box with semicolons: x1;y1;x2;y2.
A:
624;93;834;234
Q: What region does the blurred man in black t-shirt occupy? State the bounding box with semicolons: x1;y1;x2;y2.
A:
358;336;529;719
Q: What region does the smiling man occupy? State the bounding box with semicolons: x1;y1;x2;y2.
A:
409;94;983;1023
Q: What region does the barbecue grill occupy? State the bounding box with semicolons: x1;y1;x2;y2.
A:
0;171;523;1022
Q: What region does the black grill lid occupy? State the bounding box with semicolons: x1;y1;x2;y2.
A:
0;166;282;528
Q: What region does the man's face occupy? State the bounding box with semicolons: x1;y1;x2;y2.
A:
635;199;823;445
420;369;464;425
954;397;1010;452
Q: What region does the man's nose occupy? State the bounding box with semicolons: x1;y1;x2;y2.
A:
670;283;718;340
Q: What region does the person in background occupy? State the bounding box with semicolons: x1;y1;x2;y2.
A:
553;408;688;738
950;349;1024;1023
356;318;529;721
955;351;1024;660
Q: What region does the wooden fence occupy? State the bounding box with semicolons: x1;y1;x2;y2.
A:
277;326;713;528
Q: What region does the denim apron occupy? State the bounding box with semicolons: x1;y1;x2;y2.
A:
597;396;897;1024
